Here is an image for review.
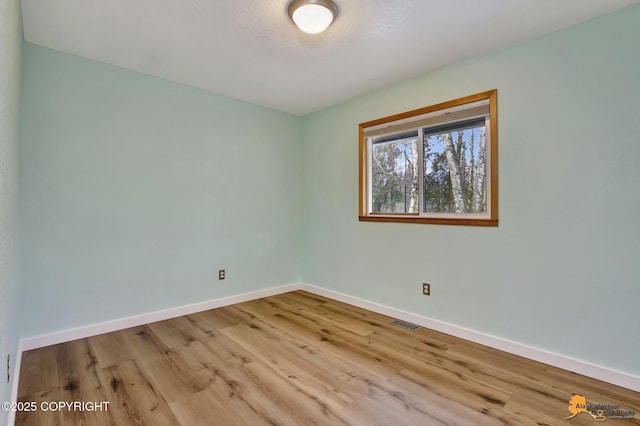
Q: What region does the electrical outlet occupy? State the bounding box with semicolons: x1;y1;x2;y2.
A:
218;269;225;280
6;354;10;383
422;283;431;296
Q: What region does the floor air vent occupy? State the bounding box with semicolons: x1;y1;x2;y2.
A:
390;319;421;331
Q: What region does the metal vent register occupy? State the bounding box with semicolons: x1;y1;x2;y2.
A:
390;319;421;331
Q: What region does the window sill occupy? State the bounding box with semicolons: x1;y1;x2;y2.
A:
359;215;498;227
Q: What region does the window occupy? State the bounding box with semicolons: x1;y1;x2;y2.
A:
359;90;498;226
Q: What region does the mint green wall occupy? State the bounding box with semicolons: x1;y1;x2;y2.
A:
19;44;302;337
0;0;21;420
301;6;640;376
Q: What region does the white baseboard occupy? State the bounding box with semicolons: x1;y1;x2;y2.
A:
8;340;23;426
14;280;639;399
298;283;640;393
20;283;302;351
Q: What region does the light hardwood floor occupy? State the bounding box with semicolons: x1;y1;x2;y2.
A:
16;290;639;425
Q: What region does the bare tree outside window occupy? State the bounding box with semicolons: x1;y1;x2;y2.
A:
371;135;419;214
423;121;486;214
359;90;498;226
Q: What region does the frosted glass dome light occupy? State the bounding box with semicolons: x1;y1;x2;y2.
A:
288;0;338;34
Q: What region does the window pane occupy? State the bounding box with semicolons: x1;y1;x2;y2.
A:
371;135;419;213
423;123;487;214
359;90;498;226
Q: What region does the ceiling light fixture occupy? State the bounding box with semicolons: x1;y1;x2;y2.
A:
288;0;338;35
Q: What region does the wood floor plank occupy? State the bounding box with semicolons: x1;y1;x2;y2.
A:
188;309;241;331
122;327;208;404
16;387;63;426
384;371;510;425
147;312;345;425
263;293;377;337
445;338;549;380
101;359;179;426
253;311;399;382
87;332;132;369
172;341;300;426
265;307;514;412
178;326;347;425
55;339;115;426
391;367;511;419
341;394;417;426
168;386;239;426
146;320;195;349
16;290;640;425
220;321;358;414
196;304;258;331
223;312;386;401
17;345;60;399
268;291;328;312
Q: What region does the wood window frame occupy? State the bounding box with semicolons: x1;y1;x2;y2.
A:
359;90;498;226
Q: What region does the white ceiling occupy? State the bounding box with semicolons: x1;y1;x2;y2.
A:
21;0;638;116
